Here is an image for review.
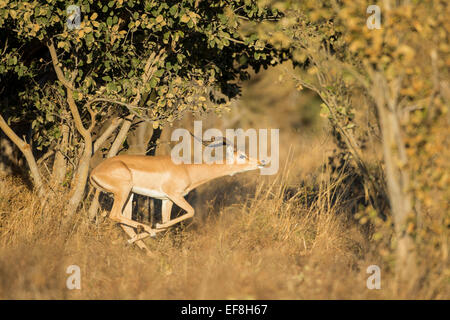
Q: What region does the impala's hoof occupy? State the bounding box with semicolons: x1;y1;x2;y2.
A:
128;231;155;244
143;227;156;237
156;223;166;229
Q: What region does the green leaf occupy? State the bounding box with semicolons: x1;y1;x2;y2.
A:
149;77;158;88
169;4;178;16
320;103;330;118
180;14;190;23
154;69;164;77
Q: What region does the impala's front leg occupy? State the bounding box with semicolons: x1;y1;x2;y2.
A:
161;199;173;224
156;194;194;229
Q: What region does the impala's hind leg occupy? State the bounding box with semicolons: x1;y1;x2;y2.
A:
101;161;157;238
94;160;162;251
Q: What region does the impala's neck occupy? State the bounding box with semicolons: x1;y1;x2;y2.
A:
185;163;249;191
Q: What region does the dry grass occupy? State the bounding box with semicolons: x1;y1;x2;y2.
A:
0;131;447;300
0;64;447;300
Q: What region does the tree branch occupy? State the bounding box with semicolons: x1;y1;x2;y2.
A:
47;39;74;90
0;112;44;197
48;39;90;140
93;117;123;154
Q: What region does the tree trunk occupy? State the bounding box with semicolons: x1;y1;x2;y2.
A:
373;74;416;289
0;112;45;197
48;40;96;217
65;91;94;216
93;117;123;154
88;115;135;219
127;120;153;155
108;114;135;157
52;118;69;187
61;97;94;217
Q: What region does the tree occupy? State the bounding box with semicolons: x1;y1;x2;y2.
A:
259;0;448;288
0;0;285;215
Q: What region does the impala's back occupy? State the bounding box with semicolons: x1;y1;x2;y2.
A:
90;155;190;200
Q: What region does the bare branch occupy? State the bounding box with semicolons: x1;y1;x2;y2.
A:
0;112;44;196
85;100;98;133
47;39;74;90
93;117;123;154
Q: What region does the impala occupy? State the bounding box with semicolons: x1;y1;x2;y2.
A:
89;136;266;252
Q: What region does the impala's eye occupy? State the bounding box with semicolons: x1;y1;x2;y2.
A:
239;154;246;159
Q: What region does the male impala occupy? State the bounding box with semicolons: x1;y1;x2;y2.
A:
89;138;266;251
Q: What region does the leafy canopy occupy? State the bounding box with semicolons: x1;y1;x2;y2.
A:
0;0;286;148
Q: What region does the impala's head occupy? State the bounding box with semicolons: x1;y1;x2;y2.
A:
204;136;267;173
226;145;266;170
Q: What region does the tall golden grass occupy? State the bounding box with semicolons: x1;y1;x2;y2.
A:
0;129;446;299
0;65;447;300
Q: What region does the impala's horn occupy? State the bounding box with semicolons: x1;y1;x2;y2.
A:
189;132;233;149
207;136;229;148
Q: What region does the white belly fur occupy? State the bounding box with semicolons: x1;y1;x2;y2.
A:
132;187;168;199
